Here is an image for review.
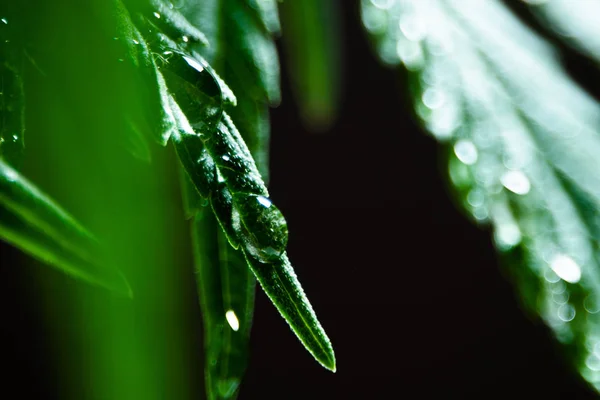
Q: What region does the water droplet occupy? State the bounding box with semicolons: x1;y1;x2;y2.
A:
362;7;387;34
222;155;230;162
557;304;576;322
454;140;478;165
225;310;239;332
551;280;567;294
232;195;288;263
12;134;18;141
495;223;522;249
544;268;561;283
472;206;489;222
585;295;600;314
549;254;581;283
422;88;445;109
153;12;161;19
396;40;424;70
586;354;600;371
500;170;530;195
132;39;140;45
1;18;7;25
182;35;189;43
552;291;569;305
467;188;485;207
399;15;426;42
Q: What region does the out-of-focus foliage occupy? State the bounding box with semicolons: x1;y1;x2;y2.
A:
279;0;342;131
525;0;600;64
362;0;600;392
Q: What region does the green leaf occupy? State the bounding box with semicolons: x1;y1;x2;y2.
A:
246;0;281;36
280;0;342;131
362;0;600;392
0;159;132;296
160;49;335;372
191;205;256;400
244;252;336;371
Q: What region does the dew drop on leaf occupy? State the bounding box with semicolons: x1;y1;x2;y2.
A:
558;304;576;322
232;194;288;263
500;170;531;195
454;139;478;165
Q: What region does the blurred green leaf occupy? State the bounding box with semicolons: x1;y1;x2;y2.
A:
362;0;600;392
526;0;600;63
157;48;335;374
280;0;342;131
0;159;131;296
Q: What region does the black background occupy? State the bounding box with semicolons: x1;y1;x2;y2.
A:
2;1;600;399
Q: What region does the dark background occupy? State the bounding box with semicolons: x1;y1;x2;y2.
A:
2;1;600;399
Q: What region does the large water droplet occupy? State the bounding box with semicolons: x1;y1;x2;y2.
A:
232;194;288;263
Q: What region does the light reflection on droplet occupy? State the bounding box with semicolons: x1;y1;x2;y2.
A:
454;140;478;165
549;254;582;283
495;223;522;249
182;55;205;73
1;18;7;24
153;12;161;19
225;310;240;332
3;167;18;182
182;36;189;43
422;88;446;109
500;170;531;195
257;195;272;208
132;39;140;45
222;155;230;161
557;304;576;322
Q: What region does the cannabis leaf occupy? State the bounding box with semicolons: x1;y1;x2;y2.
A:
118;2;336;398
362;0;600;392
0;159;132;296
